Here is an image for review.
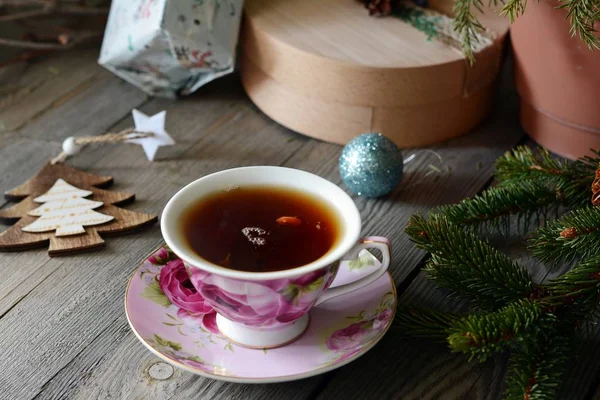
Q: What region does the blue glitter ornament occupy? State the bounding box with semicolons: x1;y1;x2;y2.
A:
338;133;404;198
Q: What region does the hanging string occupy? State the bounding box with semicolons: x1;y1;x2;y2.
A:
50;128;154;165
401;149;445;190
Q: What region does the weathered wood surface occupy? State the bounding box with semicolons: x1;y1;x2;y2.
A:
0;50;598;400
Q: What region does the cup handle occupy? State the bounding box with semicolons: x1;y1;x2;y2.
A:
315;236;391;305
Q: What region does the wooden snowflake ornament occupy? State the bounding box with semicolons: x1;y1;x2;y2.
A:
0;163;157;256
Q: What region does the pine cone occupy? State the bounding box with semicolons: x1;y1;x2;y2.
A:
361;0;394;16
592;165;600;205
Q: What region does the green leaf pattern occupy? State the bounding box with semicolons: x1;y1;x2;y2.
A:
141;280;172;307
348;252;376;271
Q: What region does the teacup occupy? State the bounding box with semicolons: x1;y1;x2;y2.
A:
161;166;391;348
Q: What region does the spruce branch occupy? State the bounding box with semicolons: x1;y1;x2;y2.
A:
454;0;600;61
504;333;572;400
495;147;595;207
542;256;600;323
559;0;600;51
406;215;534;310
545;255;600;296
435;181;559;230
501;0;528;22
530;206;600;264
393;305;462;341
447;300;554;362
452;0;486;63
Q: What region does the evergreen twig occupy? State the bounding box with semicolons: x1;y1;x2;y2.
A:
406;215;534;310
543;255;600;322
452;0;486;62
530;207;600;264
435;181;559;231
452;0;600;60
447;300;552;362
559;0;600;51
394;305;462;341
501;0;528;22
504;333;572;400
401;146;600;399
495;147;595;207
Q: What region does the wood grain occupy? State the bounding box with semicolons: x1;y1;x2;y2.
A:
0;72;322;400
0;50;107;136
0;48;597;400
314;152;600;400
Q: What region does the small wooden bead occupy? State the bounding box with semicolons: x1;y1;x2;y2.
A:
62;137;82;155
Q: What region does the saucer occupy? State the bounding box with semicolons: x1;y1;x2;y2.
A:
125;246;397;383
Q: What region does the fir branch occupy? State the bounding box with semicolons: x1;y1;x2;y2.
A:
530;206;600;264
447;300;554;362
495;146;595;207
406;215;534;310
545;255;600;296
559;0;600;51
501;0;528;22
542;256;600;322
435;181;559;230
504;333;572;400
393;305;462;341
452;0;485;63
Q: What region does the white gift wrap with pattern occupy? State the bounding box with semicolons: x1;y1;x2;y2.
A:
98;0;243;98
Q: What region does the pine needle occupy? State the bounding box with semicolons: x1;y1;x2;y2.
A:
393;305;461;341
454;0;600;61
495;146;595;208
447;300;553;362
559;0;600;51
505;332;572;400
406;215;534;310
530;207;600;265
400;145;600;399
435;180;559;231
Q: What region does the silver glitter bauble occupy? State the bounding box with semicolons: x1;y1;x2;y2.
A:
338;133;403;198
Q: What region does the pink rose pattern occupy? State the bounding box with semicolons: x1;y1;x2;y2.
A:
146;334;214;374
159;259;214;315
326;306;393;363
147;247;176;265
147;249;335;331
188;265;336;327
140;248;394;371
152;255;217;334
177;308;219;334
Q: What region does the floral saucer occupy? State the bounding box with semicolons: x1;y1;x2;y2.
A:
125;246;397;383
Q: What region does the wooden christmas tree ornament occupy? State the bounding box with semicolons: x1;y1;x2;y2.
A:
0;163;157;256
240;0;509;147
0;110;173;256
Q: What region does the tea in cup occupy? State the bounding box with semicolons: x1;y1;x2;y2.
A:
161;166;391;348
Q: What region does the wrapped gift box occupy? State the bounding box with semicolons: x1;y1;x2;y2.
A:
99;0;243;98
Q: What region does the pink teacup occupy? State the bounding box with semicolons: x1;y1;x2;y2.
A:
161;166;391;348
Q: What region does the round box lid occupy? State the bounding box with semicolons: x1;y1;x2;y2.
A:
241;0;509;107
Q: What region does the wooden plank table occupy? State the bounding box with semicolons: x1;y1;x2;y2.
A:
1;49;599;400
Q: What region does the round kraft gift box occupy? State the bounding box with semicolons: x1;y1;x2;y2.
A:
239;0;509;147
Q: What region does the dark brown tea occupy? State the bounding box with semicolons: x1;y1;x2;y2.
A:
181;186;341;273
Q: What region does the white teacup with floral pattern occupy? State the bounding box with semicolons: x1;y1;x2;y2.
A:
161;166;391;349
